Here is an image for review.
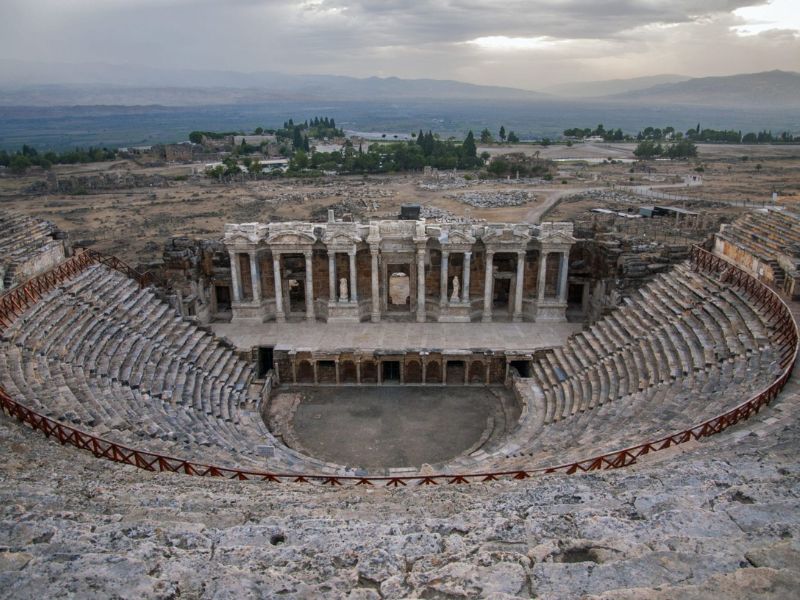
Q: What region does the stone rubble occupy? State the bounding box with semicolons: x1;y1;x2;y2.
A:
448;190;534;208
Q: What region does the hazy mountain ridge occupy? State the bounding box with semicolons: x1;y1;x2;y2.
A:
0;61;797;110
545;74;691;98
0;60;548;105
606;70;800;108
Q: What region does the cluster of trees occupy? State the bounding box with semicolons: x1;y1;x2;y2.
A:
565;123;799;144
479;126;521;144
0;145;117;174
633;139;698;159
485;153;554;178
685;127;797;143
287;131;481;174
275;117;343;150
563;124;624;141
188;130;237;144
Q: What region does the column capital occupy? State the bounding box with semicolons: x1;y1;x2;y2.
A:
464;250;472;258
441;249;450;258
304;249;313;259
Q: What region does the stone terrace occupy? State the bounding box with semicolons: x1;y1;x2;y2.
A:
212;320;581;353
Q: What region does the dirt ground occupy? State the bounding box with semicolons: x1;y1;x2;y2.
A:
1;142;798;266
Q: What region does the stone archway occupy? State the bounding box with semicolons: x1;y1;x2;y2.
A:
297;360;314;383
361;360;378;384
468;360;485;384
340;360;357;384
405;359;422;383
317;360;336;384
388;271;410;311
446;361;466;385
425;360;442;384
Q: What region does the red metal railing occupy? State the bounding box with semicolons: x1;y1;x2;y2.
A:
0;249;151;330
0;245;797;486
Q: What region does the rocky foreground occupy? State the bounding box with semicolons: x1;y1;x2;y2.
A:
0;368;798;599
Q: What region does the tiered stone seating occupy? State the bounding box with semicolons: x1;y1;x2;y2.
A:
0;254;792;479
0;263;341;474
716;210;800;288
0;211;64;289
446;260;786;473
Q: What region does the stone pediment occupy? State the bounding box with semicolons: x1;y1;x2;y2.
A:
223;223;268;245
323;230;362;247
440;228;477;247
482;227;530;246
266;229;317;246
537;222;576;246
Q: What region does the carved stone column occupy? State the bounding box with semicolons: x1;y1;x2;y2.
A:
272;253;285;323
229;251;242;303
462;251;471;304
249;249;261;303
513;250;525;322
558;252;570;303
370;248;380;322
416;247;426;322
349;251;358;303
537;251;549;301
328;251;336;303
482;250;494;322
439;250;449;307
304;251;315;321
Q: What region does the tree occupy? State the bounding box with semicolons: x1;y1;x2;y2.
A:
462;131;477;159
292;126;304;151
664;139;697;159
480;128;493;143
291;150;309;170
9;155;32;174
254;127;264;135
242;156;263;174
506;131;520;143
633;140;662;159
188;131;204;144
499;126;506;142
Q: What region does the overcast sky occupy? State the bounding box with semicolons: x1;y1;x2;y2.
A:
1;0;798;88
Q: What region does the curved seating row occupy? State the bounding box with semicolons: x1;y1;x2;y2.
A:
0;263;340;473
0;255;791;479
442;261;784;472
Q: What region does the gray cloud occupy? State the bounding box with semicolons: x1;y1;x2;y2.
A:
0;0;796;88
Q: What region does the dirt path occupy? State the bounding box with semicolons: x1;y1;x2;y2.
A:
525;186;603;223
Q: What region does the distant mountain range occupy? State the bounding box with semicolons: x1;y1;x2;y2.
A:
603;70;800;108
0;60;547;104
544;74;691;98
0;60;797;111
